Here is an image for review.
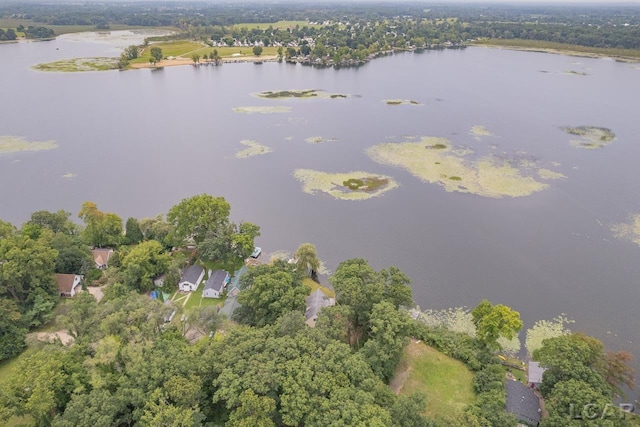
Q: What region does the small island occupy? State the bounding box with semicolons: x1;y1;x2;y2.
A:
294;169;398;200
235;140;272;159
33;57;120;72
255;89;350;99
562;126;615;149
384;99;422;106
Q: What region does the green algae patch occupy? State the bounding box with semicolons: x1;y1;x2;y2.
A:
563;70;588;76
235;140;272;159
611;214;640;246
563;126;615;149
255;89;350;99
470;125;492;140
367;137;548;198
62;173;77;179
293;169;398;200
305;136;339;144
384;99;422;106
33;57;119;72
538;168;566;180
0;136;58;154
233;106;292;114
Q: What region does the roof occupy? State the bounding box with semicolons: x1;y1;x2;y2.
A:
56;273;81;294
305;289;334;322
92;248;113;265
180;265;204;285
505;380;541;426
204;270;228;293
528;361;546;384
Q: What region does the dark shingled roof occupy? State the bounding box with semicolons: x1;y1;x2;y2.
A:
505;379;541;426
180;265;204;285
204;270;228;293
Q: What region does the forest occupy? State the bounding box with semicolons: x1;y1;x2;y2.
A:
1;2;639;53
0;195;636;426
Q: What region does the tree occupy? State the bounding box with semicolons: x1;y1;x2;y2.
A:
50;232;92;274
121;240;170;292
0;219;16;239
234;261;309;327
198;221;260;268
0;298;26;362
252;45;263;56
139;214;176;248
78;202;122;248
150;46;163;63
124;217;143;245
294;243;320;281
0;234;58;309
57;292;98;340
167;194;231;244
471;299;523;350
123;45;138;60
361;301;411;381
27;210;76;235
191;53;200;64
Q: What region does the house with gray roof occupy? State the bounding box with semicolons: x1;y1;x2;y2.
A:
505;379;541;426
203;270;230;298
305;289;335;327
179;265;205;292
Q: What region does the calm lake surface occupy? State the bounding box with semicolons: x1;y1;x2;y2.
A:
1;32;640;387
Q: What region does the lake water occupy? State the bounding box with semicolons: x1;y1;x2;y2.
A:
1;32;640;392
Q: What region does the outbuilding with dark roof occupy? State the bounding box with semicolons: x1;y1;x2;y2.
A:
179;265;205;292
203;270;230;298
506;379;541;426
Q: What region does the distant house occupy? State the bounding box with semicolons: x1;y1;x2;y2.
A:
56;273;83;298
203;270;230;299
305;289;335;327
179;265;205;292
528;361;546;389
91;248;113;269
505;379;541;426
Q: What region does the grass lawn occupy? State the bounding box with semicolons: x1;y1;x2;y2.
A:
131;41;280;65
0;18;149;36
303;277;335;298
391;340;475;420
187;45;279;59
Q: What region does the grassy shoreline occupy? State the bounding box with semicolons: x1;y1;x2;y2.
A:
472;38;640;62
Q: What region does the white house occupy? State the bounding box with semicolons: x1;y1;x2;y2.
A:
179;265;205;292
56;273;83;297
202;270;230;299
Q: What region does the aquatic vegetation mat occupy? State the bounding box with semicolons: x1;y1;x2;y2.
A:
611;213;640;247
383;99;422;106
33;57;119;72
235;140;272;158
293;169;398;200
0;136;58;154
367;136;548;198
562;126;615;149
470;125;492;139
233;106;292;114
255;89;350;99
305;136;339;144
538;168;566;180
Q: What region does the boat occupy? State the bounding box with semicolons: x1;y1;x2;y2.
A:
250;247;262;258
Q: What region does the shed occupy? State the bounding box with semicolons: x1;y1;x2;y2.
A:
179;265;205;292
203;270;230;298
505;379;541;426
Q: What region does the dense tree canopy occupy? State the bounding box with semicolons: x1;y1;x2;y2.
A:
78;202;123;248
167;194;231;244
471;299;523;350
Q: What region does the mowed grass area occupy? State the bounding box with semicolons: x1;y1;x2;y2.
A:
233;20;322;30
391;340;475;420
131;41;279;64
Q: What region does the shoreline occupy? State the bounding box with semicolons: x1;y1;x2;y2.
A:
471;42;640;63
130;54;278;69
